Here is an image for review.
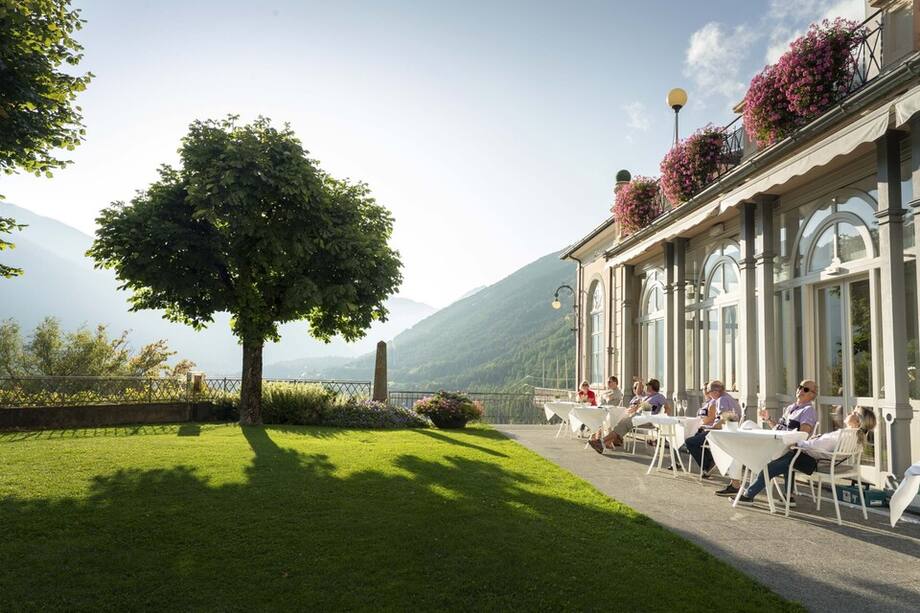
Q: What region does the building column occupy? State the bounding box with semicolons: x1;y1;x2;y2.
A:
755;196;779;422
664;242;676;394
876;129;913;476
739;202;759;419
672;239;687;405
620;264;637;397
607;265;616;382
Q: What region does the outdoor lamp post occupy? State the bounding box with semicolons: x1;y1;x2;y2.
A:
667;87;688;146
552;284;579;387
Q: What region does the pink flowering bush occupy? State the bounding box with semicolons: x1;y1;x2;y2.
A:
612;177;661;236
414;390;483;428
659;126;726;205
744;18;867;147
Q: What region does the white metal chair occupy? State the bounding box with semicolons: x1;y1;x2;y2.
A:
647;421;687;477
784;429;867;525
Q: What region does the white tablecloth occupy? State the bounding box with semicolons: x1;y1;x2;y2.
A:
602;405;628;430
629;414;702;449
544;401;579;422
569;406;607;433
890;462;920;527
706;429;809;479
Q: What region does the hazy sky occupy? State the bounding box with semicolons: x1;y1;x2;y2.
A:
0;0;864;307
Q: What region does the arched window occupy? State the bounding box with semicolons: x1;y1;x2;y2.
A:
791;193;876;276
638;270;666;383
587;281;604;386
690;244;741;391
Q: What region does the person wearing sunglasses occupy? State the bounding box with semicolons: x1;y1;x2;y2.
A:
714;379;818;497
737;406;876;506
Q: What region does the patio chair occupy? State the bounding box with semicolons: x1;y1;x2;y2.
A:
626;420;656;455
783;428;866;525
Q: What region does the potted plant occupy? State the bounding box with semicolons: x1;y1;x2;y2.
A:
659;126;727;205
413;391;484;429
612;176;661;237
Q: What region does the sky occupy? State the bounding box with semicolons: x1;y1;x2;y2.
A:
0;0;866;308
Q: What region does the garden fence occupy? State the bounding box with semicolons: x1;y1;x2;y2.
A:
0;376;371;408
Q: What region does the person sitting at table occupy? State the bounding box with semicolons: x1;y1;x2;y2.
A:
589;378;667;453
684;380;739;478
577;380;597;406
737;407;876;506
601;376;623;406
714;379;818;497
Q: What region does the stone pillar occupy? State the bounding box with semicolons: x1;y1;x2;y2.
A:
876;129;913;476
756;196;779;422
672;239;687;405
607;265;616;381
620;265;637;397
372;341;388;401
739;202;759;419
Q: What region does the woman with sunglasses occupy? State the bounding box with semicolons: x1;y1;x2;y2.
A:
715;379;818;497
737;406;876;506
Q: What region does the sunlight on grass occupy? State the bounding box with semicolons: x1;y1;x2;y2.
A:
1;424;803;611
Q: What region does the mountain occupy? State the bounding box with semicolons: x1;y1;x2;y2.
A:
0;203;435;374
323;252;576;390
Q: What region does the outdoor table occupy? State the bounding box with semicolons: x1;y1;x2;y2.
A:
707;428;809;513
543;401;580;439
673;416;703;450
631;414;696;477
889;462;920;527
602;405;628;431
569;406;607;435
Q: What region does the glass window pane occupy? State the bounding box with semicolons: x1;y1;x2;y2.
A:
722;305;738;391
798;206;831;272
902;168;915;249
655;318;665;382
685;310;696;391
808;226;835;273
706;263;722;299
837;223;867;263
723;243;740;262
905;260;920;400
849;279;872;397
817;285;844;397
723;264;739;295
706;308;719;383
837;194;878;250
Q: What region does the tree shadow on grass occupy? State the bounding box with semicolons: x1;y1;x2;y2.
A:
0;424;214;442
411;428;509;458
1;426;803;612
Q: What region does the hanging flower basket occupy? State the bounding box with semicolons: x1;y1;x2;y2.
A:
659;126;727;205
612;177;661;237
744;18;867;147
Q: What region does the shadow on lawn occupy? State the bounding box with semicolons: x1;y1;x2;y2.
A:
411;428;509;458
0;424;216;442
0;426;804;612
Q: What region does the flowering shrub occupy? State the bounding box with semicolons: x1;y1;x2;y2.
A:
612;177;661;236
413;391;483;429
744;18;866;146
659;126;726;205
323;399;430;429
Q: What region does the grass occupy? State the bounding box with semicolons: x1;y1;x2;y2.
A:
0;424;802;612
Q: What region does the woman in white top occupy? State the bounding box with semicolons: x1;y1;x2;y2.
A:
737;406;876;506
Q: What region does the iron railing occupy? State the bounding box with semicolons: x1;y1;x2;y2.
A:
388;390;546;424
0;376;371;408
845;9;884;94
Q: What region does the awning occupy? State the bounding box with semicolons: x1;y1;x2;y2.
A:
606;199;722;267
895;83;920;127
717;102;892;213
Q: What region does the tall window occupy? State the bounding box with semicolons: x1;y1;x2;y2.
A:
638;270;665;383
689;244;741;391
588;281;604;386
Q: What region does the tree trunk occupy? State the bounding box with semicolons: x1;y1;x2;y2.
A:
239;337;264;426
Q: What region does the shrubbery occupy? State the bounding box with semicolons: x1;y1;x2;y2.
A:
611;176;661;236
213;383;429;429
413;391;483;429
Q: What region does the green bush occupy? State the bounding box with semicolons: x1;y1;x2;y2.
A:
260;382;338;425
323;400;429;429
413;391;483;429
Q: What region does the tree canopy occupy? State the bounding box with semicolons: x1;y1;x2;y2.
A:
0;0;93;277
0;317;194;378
89;116;403;424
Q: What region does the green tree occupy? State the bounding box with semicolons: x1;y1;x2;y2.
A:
88;116;403;425
0;216;25;278
0;0;92;277
0;317;193;377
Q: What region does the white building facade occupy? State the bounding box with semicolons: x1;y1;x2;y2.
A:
563;1;920;487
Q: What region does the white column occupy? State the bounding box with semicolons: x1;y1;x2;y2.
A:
620;265;637;395
673;238;687;403
756;196;779;421
876;130;913;476
664;242;676;393
740;201;759;420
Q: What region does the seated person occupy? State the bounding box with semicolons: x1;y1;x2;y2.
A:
684;380;739;477
715;379;817;497
738;407;876;506
601;376;623;406
589;378;667;453
577;380;597;406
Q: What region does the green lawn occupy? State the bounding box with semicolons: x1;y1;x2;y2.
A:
1;424;801;611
